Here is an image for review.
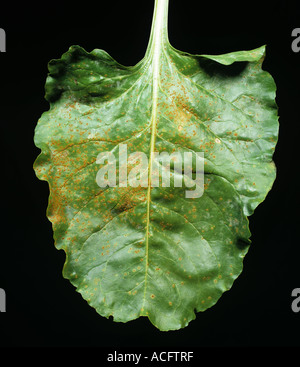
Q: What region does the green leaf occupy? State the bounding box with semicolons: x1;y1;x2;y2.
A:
33;0;278;331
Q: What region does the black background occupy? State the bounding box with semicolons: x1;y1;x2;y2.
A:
0;0;299;352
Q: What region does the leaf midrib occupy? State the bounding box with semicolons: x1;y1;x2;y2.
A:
142;0;166;312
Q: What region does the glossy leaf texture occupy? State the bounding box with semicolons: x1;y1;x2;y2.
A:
34;0;278;330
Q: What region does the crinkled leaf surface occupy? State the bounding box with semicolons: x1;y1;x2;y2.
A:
34;0;278;330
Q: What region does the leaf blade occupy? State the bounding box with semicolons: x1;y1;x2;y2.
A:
34;0;278;331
